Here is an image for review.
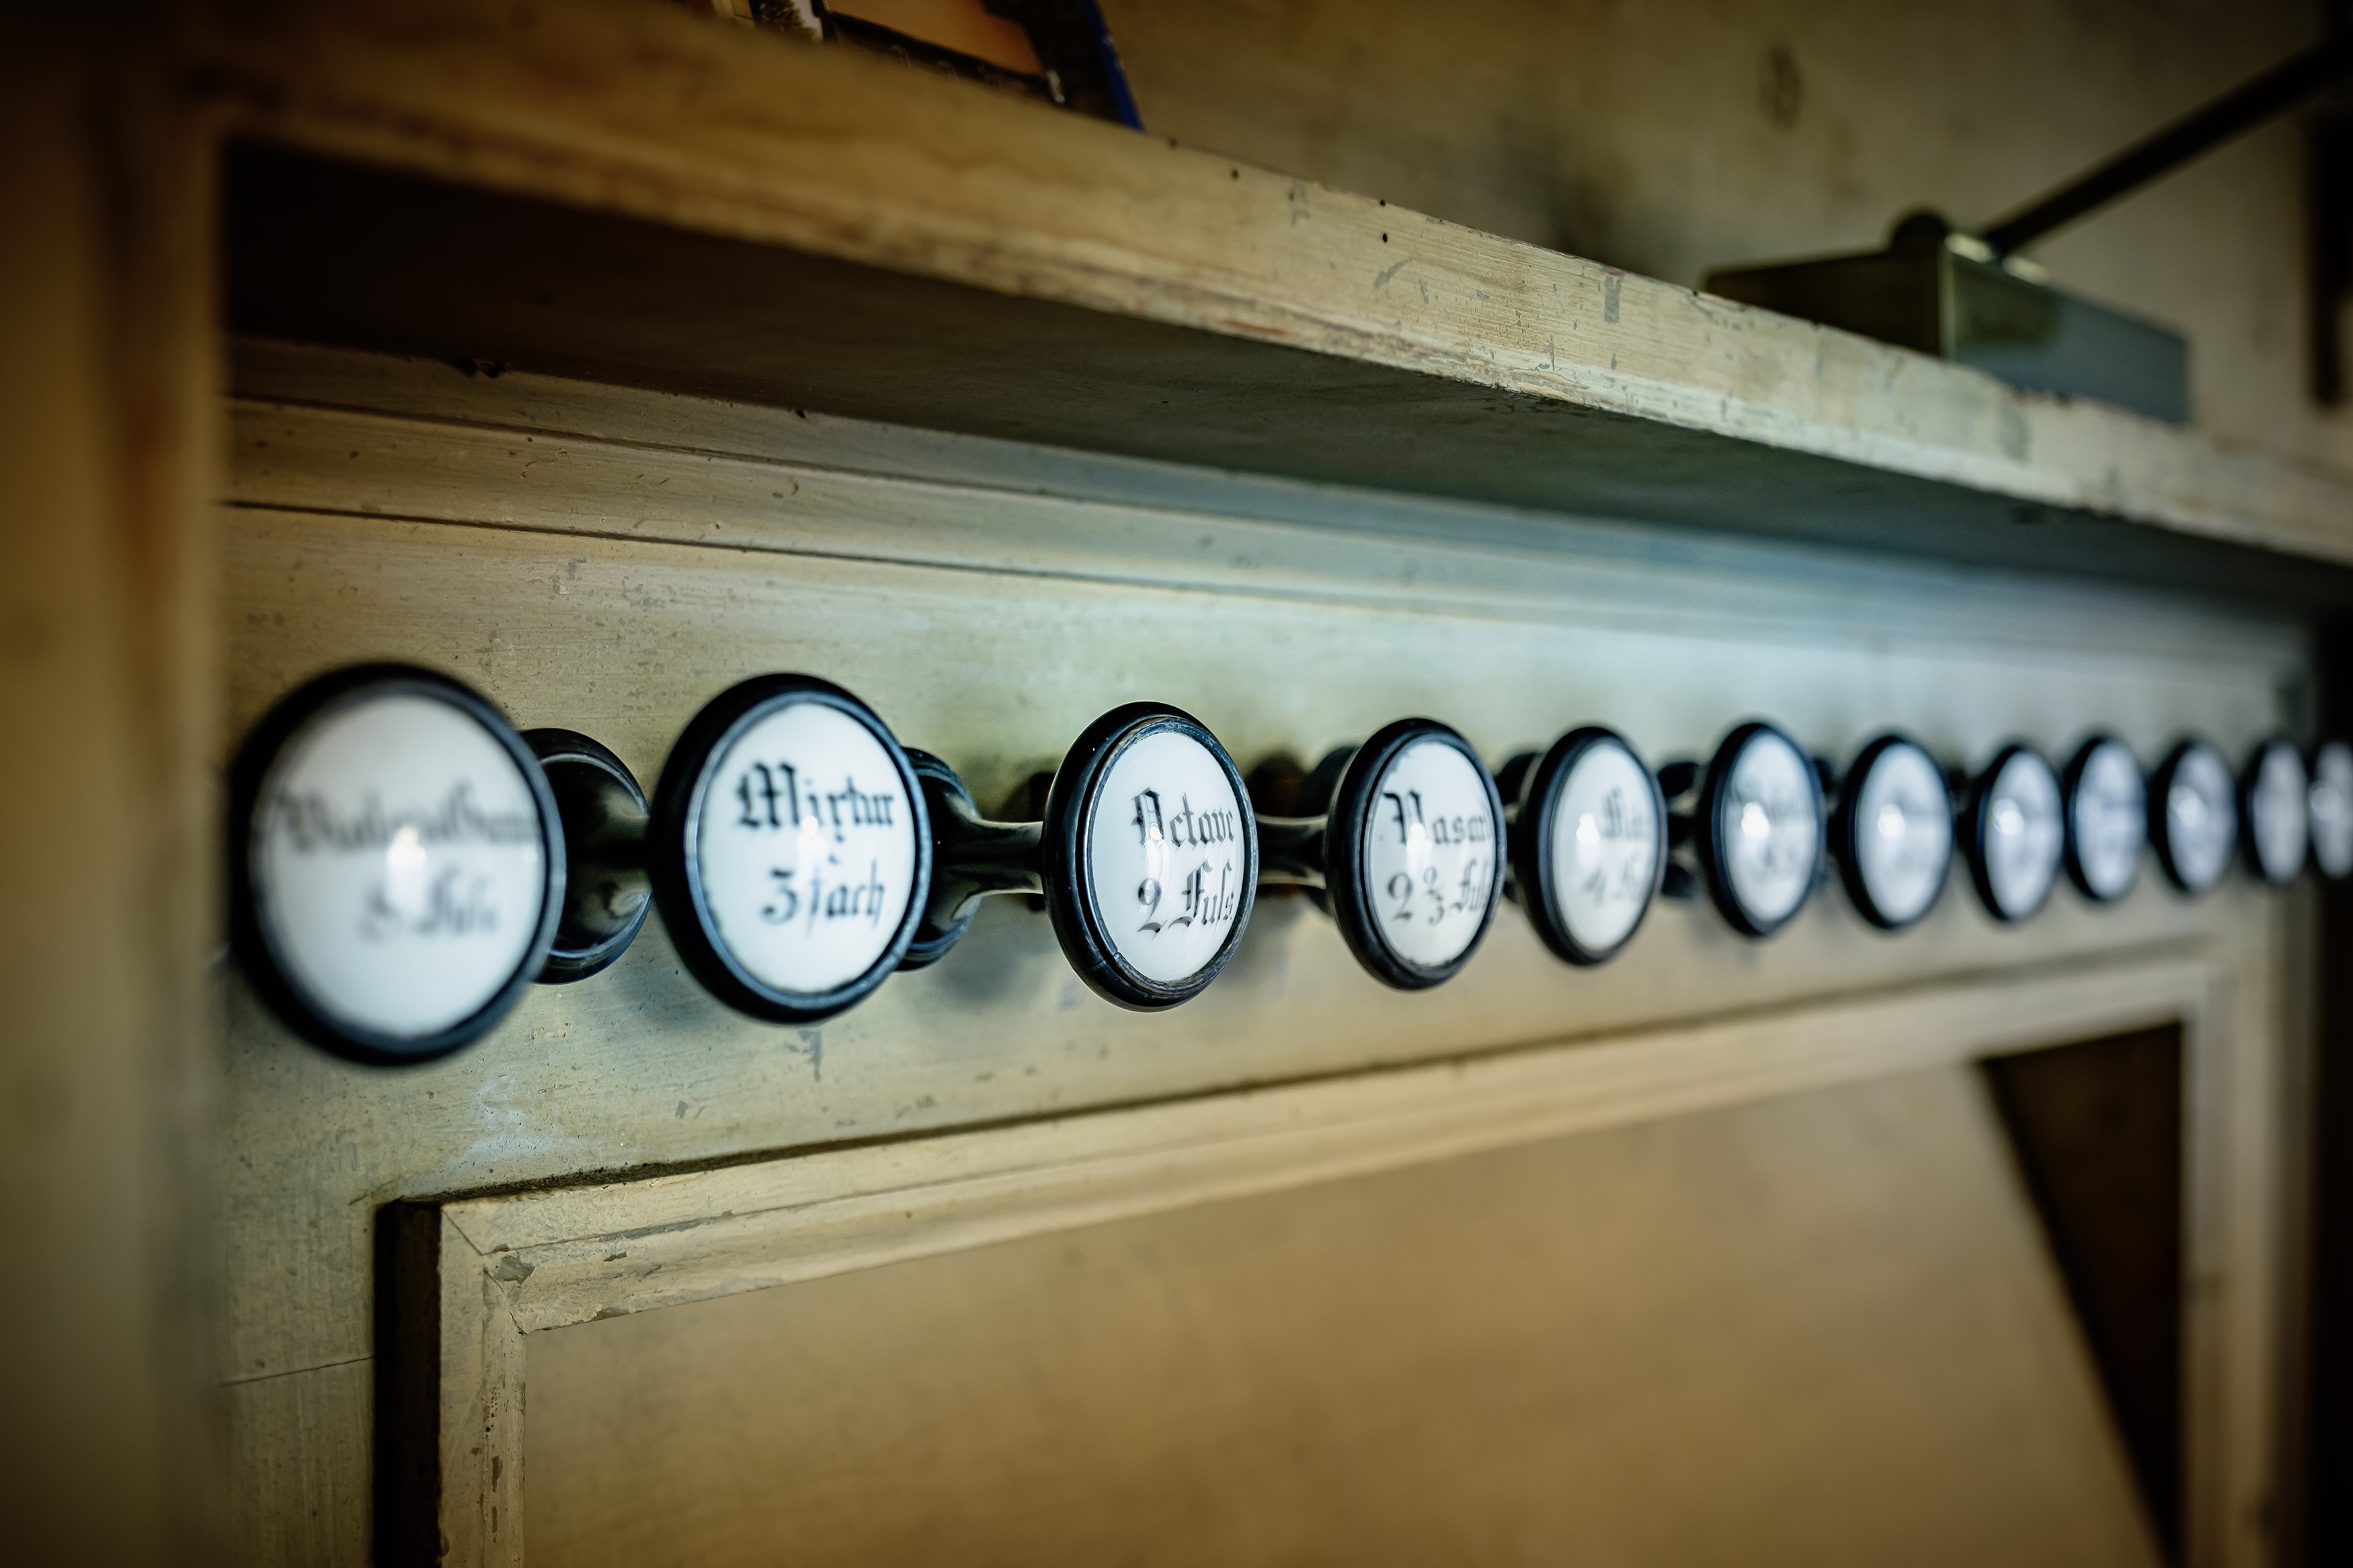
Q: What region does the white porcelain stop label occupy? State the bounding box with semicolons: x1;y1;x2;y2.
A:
1981;749;2063;919
2071;740;2147;899
2314;742;2353;879
253;693;547;1038
1085;727;1247;983
1850;742;1952;925
693;701;918;995
1719;731;1820;927
2163;744;2237;892
2247;743;2309;884
1359;739;1497;968
1545;740;1659;955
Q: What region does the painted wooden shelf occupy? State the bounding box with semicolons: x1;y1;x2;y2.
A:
191;0;2353;601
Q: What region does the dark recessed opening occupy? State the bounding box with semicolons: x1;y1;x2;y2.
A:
1982;1024;2184;1563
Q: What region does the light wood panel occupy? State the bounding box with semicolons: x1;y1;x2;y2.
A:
520;1069;2160;1567
180;0;2353;594
218;347;2305;1566
225;1362;372;1568
401;958;2204;1565
216;363;2292;1377
435;958;2214;1335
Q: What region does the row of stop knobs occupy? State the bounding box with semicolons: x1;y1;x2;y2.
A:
229;665;2345;1067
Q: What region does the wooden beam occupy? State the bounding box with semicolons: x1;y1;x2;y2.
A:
182;0;2353;600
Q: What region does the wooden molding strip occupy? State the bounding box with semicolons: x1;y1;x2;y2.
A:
395;952;2212;1566
218;349;2309;671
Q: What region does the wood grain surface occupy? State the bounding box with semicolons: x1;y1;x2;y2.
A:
393;956;2204;1566
522;1069;2161;1568
1;4;2321;1564
182;0;2353;584
216;339;2305;1565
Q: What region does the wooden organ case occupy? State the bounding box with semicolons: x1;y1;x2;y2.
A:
9;4;2352;1565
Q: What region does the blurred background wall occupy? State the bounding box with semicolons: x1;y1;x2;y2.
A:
1103;0;2346;467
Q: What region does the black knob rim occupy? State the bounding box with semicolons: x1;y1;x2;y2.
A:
2148;737;2237;895
1041;702;1257;1012
229;663;563;1067
2059;733;2145;903
648;675;930;1025
2239;735;2309;886
524;728;651;984
1829;731;1954;933
1324;718;1506;990
1958;742;2062;925
1693;720;1825;940
1508;726;1665;966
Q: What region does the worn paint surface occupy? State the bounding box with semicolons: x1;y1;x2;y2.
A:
1105;0;2345;468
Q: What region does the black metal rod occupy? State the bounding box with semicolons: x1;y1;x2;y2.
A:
1984;29;2353;256
1255;817;1327;887
922;782;1043;933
